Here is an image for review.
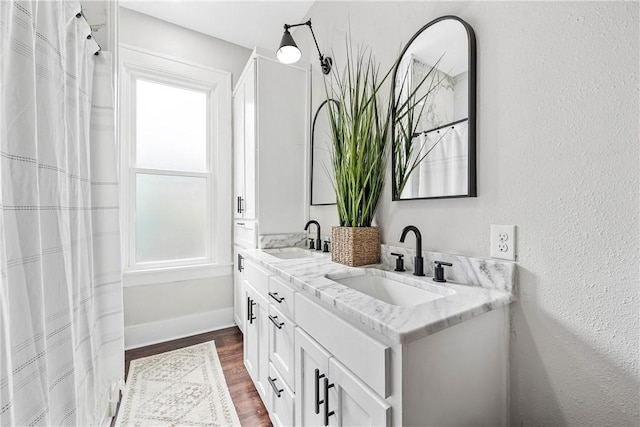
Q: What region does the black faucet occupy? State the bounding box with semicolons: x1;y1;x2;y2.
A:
400;225;424;276
304;220;322;251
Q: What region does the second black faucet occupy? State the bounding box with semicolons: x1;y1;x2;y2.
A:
400;225;425;276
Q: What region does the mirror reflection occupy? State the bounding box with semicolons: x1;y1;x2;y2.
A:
310;99;339;205
392;16;476;200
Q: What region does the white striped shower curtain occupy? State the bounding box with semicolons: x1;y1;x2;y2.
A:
0;1;123;425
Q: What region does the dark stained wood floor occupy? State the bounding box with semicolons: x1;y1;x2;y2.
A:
113;326;272;427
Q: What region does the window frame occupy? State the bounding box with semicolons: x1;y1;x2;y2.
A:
119;45;232;285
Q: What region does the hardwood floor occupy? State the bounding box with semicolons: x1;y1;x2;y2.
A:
116;327;272;426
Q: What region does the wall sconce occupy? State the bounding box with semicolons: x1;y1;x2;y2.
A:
277;19;332;75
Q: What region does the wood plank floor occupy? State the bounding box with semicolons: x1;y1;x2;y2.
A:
114;326;272;426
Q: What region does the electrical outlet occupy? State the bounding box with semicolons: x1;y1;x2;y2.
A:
490;225;516;260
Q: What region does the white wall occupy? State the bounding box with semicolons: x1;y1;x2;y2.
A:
301;2;639;425
119;7;251;83
118;7;251;348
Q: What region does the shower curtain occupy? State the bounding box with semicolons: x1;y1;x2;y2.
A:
401;120;469;198
0;1;123;426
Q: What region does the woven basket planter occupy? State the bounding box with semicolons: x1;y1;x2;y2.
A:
331;226;381;267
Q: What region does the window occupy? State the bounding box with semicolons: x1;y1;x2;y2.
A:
120;46;232;283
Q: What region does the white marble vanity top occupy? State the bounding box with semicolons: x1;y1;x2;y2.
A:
241;246;516;344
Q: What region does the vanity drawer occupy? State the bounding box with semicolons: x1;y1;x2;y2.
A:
244;259;270;296
268;276;295;319
268;363;295;427
268;305;295;391
234;220;257;248
295;292;390;398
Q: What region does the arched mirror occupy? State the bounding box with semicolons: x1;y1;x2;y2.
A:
392;16;476;200
310;99;339;205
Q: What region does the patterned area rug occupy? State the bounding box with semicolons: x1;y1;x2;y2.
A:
115;341;241;427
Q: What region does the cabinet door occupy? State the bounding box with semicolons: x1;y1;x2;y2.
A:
257;288;270;404
254;58;308;234
242;59;256;220
233;247;245;333
268;305;295;391
233;81;245;219
245;283;269;403
295;329;331;427
326;358;391;427
244;284;258;381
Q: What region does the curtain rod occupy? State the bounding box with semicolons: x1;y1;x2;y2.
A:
76;8;101;55
412;117;469;138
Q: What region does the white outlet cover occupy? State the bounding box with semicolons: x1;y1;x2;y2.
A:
490;225;516;260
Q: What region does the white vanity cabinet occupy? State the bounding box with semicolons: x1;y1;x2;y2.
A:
242;251;511;427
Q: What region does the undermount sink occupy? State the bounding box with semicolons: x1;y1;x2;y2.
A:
326;270;450;307
262;247;319;260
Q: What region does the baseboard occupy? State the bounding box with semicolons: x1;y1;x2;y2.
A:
124;308;235;350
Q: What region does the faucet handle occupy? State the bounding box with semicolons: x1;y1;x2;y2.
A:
308;238;316;250
322;240;331;253
390;252;405;272
433;261;453;282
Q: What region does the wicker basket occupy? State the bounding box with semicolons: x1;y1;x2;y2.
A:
331;226;381;267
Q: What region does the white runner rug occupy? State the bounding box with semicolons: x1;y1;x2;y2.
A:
115;341;241;426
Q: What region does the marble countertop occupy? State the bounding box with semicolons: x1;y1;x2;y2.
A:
241;246;516;344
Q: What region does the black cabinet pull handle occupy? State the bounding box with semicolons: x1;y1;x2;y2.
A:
268;376;283;398
237;196;243;213
247;297;256;324
237;253;244;272
324;377;335;426
314;368;325;415
268;292;284;303
268;315;284;329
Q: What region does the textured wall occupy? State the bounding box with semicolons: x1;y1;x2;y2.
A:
303;2;639;425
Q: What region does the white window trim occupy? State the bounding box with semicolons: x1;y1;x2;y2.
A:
119;45;232;286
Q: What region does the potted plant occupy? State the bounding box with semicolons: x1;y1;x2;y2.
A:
325;41;442;266
325;43;392;266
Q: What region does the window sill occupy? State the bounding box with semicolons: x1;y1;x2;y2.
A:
123;263;233;287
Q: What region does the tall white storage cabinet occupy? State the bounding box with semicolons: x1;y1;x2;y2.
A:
233;48;310;333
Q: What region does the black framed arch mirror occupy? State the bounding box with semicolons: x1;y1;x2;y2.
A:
392;15;477;200
310;99;339;205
